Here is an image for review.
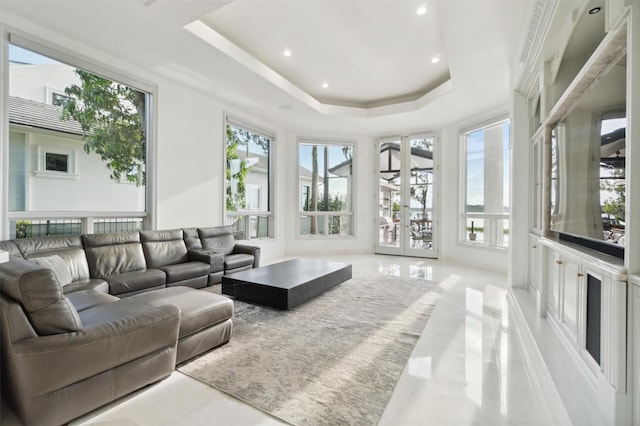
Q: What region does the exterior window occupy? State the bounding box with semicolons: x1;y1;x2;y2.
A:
51;92;72;107
45;152;68;172
224;117;273;240
7;42;150;238
461;118;510;247
298;139;354;237
300;185;310;210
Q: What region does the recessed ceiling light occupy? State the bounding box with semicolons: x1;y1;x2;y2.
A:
431;56;440;64
416;5;427;15
283;48;292;57
588;6;601;14
322;82;329;89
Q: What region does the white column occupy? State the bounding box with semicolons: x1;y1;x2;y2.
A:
510;90;530;288
484;124;504;246
0;25;8;239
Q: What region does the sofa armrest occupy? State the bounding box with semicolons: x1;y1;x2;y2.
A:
233;244;261;268
187;249;224;273
6;302;180;397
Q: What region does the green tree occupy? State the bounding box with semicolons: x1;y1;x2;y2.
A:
61;69;146;185
310;145;319;234
317;193;345;211
226;125;249;211
600;170;625;221
225;125;270;212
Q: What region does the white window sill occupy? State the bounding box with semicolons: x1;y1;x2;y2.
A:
33;171;79;180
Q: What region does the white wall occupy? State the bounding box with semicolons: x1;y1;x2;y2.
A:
9;63;78;102
19;131;145;211
153;77;288;261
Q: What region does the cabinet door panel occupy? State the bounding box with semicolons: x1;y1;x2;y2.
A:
562;259;581;343
547;254;560;316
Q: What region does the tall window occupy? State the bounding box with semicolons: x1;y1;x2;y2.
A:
461;118;510;247
224;116;273;240
298;139;354;237
7;41;149;238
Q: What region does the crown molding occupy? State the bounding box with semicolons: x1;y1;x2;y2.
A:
515;0;558;97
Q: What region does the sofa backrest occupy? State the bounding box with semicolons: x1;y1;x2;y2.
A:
0;240;21;257
0;257;82;335
82;232;147;277
182;228;202;250
14;235;91;282
198;226;236;255
140;229;189;268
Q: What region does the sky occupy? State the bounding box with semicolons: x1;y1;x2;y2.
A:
465;122;511;209
9;44;59;64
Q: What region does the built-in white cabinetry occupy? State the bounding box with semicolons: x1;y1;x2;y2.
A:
632;275;640;426
518;1;638;424
606;0;628;31
542;239;627;424
527;234;544;311
530;130;543;234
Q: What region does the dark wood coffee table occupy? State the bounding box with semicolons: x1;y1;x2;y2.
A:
221;258;352;309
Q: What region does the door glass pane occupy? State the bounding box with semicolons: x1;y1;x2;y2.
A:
409;137;434;251
379;140;401;247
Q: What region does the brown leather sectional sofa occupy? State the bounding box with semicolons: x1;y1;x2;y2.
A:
0;225;260;426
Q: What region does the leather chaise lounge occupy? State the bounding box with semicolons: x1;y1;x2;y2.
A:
0;225;259;426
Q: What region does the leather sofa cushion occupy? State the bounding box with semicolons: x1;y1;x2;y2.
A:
82;232;147;277
198;226;235;255
129;287;233;339
103;269;166;296
182;228;202;250
224;253;255;270
158;261;210;284
63;278;109;295
0;240;21;256
67;290;119;312
141;229;189;268
15;235;82;257
29;255;72;287
0;257;82;335
188;250;224;273
16;236;91;281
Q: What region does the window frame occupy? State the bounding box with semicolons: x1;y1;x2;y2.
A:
223;113;275;240
2;31;157;238
46;87;72;107
459;115;511;249
296;137;356;239
35;145;77;178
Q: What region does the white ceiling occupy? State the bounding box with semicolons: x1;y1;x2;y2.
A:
0;0;536;136
199;0;451;109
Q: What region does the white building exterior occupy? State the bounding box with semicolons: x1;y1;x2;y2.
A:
9;61;145;215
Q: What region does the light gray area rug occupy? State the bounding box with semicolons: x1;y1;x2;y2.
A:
178;270;442;426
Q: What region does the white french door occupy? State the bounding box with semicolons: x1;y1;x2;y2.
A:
375;134;437;258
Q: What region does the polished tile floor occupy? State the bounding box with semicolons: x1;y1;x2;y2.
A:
1;255;558;425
